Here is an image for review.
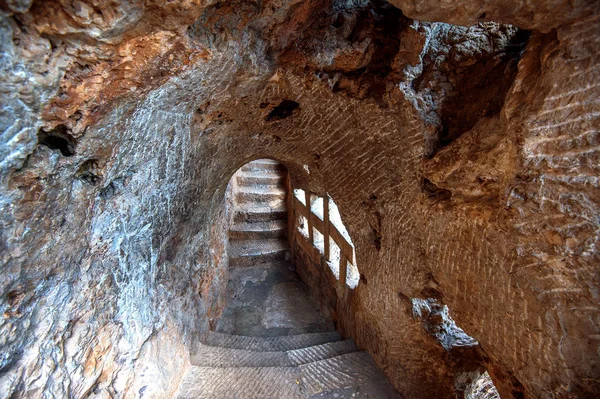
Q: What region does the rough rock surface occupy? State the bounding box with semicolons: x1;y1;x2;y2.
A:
0;0;598;398
387;0;600;31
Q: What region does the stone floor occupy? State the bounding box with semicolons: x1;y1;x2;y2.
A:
176;259;401;398
215;262;335;337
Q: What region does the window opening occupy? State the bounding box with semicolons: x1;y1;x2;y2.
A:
411;298;500;398
346;261;359;289
298;215;309;238
328;198;353;245
467;372;500;399
328;238;341;279
294;188;306;205
292;189;359;289
310;195;324;220
313;228;325;254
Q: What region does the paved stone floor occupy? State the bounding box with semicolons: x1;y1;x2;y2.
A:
176;261;401;398
215;262;335;337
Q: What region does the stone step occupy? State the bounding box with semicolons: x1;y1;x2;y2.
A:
229;220;287;240
229;260;293;271
299;352;400;398
252;159;280;164
229;238;290;267
229;249;289;267
191;344;293;367
288;340;358;365
237;171;285;186
229;238;288;256
242;160;284;173
236;186;286;204
234;204;287;223
176;365;302;399
177;350;399;399
191;339;358;367
205;331;342;352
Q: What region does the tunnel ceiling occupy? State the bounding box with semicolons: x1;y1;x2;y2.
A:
1;0;599;398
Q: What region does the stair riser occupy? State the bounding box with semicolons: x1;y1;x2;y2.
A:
237;175;284;186
234;211;287;223
229;250;290;267
191;348;293;368
191;340;359;367
204;331;342;352
236;192;286;203
229;229;287;240
242;164;284;173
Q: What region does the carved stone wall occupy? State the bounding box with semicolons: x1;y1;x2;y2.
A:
0;0;598;398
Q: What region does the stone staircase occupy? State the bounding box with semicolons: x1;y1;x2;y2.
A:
228;159;290;268
177;331;400;398
175;160;399;398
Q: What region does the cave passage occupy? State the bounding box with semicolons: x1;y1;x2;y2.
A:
176;159;400;398
217;159;333;337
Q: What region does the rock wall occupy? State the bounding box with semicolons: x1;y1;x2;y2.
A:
1;2;234;396
0;0;598;398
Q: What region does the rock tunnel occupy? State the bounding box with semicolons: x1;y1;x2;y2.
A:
1;0;599;398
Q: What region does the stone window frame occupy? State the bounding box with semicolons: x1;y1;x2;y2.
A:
291;188;359;290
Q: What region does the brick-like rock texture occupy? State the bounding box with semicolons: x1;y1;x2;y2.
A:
0;0;598;398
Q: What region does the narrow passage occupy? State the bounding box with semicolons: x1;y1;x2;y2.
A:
176;159;399;398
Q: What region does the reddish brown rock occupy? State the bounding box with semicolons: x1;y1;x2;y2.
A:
387;0;600;31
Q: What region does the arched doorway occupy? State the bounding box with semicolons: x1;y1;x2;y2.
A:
179;158;400;398
214;158;335;336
